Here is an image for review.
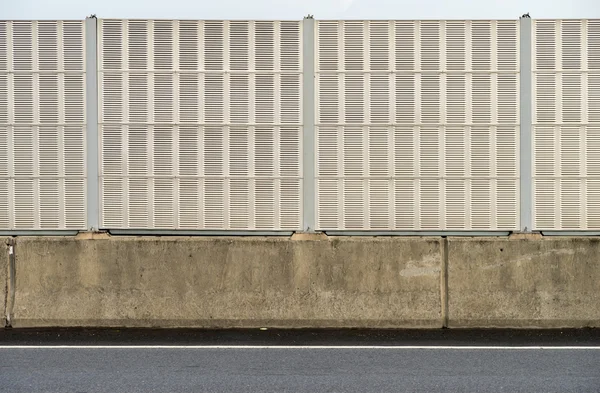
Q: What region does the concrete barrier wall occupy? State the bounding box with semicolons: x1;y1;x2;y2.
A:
2;235;599;328
1;238;9;327
10;236;442;328
448;237;600;328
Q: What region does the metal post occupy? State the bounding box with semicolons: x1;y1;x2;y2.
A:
302;16;316;232
85;16;100;231
519;16;533;233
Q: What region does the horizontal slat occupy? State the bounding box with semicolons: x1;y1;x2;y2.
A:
315;20;519;72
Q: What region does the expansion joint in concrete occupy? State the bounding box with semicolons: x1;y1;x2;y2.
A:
441;237;449;328
5;238;15;328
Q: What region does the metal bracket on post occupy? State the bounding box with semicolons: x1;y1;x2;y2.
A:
519;16;533;233
85;16;100;232
302;16;316;233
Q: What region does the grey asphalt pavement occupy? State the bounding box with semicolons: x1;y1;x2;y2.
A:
0;329;599;392
1;346;599;392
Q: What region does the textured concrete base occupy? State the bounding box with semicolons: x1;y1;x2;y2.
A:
6;236;600;328
448;237;600;328
11;236;442;328
0;238;8;327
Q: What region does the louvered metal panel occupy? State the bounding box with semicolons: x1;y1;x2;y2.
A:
98;20;302;230
315;20;520;230
0;20;86;230
532;19;600;230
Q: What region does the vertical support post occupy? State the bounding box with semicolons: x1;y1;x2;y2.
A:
302;16;316;232
519;16;533;233
85;16;100;231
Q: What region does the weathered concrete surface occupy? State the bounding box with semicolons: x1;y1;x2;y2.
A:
12;236;442;328
448;237;600;328
0;238;9;327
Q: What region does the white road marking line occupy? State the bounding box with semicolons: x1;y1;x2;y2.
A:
0;345;599;350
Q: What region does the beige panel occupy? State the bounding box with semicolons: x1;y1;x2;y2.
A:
0;21;86;230
316;20;519;230
533;19;600;230
98;20;303;230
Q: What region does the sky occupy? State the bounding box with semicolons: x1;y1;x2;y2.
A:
1;0;599;20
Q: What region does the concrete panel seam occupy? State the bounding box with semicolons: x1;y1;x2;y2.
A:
5;238;15;328
2;240;8;327
441;237;449;328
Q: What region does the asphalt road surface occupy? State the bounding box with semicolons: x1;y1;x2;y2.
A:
0;329;599;393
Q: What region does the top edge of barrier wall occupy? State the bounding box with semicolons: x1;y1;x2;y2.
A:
0;19;87;22
315;18;523;21
5;17;599;22
96;18;307;21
